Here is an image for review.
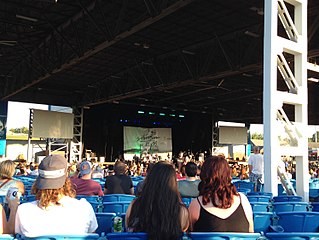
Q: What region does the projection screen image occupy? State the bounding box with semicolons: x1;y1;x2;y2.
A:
124;126;172;154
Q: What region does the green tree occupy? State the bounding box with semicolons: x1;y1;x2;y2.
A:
251;133;263;140
9;127;29;134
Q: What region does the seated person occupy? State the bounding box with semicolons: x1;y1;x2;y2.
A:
104;161;134;195
0;160;25;196
188;155;253;232
13;155;98;236
177;162;200;198
126;162;189;240
71;161;104;196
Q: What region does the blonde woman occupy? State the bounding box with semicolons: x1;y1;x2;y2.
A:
0;160;25;196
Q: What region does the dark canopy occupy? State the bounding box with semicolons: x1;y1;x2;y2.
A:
0;0;319;124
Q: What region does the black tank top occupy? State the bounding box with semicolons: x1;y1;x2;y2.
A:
193;195;249;232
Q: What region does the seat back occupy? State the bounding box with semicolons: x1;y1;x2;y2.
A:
0;234;15;240
101;194;135;202
18;234;100;240
95;213;116;235
311;202;319;212
266;232;319;240
250;202;272;212
272;196;302;202
247;192;273;197
75;195;101;203
188;232;261;240
247;196;271;203
253;212;274;233
272;202;310;212
276;211;319;232
106;232;147;240
102;201;131;213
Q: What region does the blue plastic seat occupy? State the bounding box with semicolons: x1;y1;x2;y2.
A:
102;201;131;213
101;194;135;202
0;234;15;240
253;212;274;233
250;202;272;212
311;202;319;212
17;234;100;240
95;212;116;235
274;211;319;232
188;232;261;239
247;196;271;203
272;196;302;202
272;202;310;212
75;195;101;203
106;232;147;240
233;181;255;192
247;192;273;198
236;188;251;195
266;232;319;239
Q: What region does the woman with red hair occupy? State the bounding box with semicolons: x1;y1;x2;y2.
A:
188;155;254;232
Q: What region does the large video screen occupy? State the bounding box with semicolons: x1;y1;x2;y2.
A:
32;109;74;139
124;126;172;154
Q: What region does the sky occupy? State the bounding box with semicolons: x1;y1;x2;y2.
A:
7;101;48;129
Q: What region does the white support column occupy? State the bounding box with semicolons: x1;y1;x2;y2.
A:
263;0;279;196
264;0;308;200
294;1;308;201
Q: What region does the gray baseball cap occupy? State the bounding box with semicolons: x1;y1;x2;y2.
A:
37;155;68;189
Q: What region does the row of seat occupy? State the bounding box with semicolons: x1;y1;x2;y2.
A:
5;232;319;240
95;210;319;236
250;201;313;213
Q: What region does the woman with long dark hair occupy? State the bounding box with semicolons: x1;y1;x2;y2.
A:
188;155;253;232
126;161;189;240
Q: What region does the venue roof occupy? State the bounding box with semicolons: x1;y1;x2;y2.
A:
0;0;319;124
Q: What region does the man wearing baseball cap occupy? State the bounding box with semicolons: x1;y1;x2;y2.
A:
13;155;98;237
70;161;104;196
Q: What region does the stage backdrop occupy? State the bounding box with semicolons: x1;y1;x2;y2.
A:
124;126;172;154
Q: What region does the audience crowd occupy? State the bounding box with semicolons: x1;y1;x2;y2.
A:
0;150;316;238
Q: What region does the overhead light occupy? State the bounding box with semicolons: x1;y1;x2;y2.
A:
308;77;319;83
0;41;17;46
143;43;150;49
16;14;38;22
242;73;253;77
244;30;260;38
182;50;195;55
110;75;121;79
